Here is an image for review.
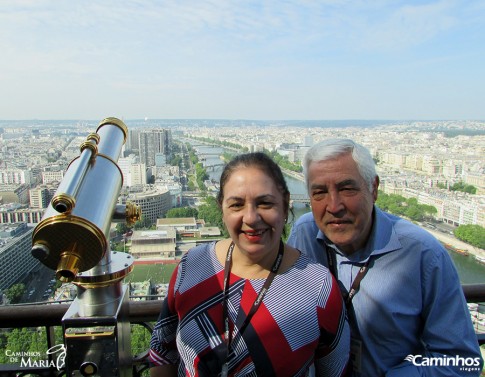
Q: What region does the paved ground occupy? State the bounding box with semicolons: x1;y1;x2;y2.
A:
20;262;57;303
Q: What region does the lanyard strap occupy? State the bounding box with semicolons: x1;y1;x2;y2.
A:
221;240;284;367
326;248;370;306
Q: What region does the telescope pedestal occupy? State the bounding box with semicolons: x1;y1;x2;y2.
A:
62;284;132;376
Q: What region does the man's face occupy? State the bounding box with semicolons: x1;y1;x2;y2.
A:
307;153;378;255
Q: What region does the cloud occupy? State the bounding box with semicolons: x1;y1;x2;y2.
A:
0;0;484;119
353;0;459;51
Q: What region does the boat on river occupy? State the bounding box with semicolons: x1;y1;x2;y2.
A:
443;243;469;256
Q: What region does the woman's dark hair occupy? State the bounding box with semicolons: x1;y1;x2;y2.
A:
217;152;291;217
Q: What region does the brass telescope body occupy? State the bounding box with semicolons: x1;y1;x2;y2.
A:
31;117;141;376
32;117;140;284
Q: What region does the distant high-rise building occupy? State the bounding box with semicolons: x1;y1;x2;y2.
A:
119;154;139;187
126;129;141;152
155;153;166;167
130;163;147;186
29;186;51;209
0;223;38;290
138;129;172;167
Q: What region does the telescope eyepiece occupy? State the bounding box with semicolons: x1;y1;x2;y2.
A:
56;251;81;283
55;203;68;213
56;269;77;283
51;194;76;214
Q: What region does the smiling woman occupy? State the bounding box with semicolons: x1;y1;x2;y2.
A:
149;152;351;377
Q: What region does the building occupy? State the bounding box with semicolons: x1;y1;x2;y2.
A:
381;182;485;227
303;135;313;147
130;163;147;186
0;205;45;224
156;217;221;238
0;184;30;204
154;153;166;167
130;229;177;259
123;186;172;224
464;173;485;195
0;223;38;290
119;155;148;187
138;129;172;167
0;168;31;185
41;169;64;185
126;128;141;152
118;154;138;187
199;227;222;238
156;217;198;237
29;186;52;209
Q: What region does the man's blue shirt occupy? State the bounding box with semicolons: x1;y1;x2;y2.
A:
287;207;483;376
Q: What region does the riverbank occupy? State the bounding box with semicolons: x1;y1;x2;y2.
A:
282;168;305;182
425;228;485;263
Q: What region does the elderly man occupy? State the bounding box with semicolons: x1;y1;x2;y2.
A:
288;138;483;376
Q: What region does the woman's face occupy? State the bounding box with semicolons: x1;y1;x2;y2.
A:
221;166;287;260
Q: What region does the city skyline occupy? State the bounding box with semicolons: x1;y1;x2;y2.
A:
1;1;485;121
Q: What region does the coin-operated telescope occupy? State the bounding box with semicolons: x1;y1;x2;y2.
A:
31;117;141;376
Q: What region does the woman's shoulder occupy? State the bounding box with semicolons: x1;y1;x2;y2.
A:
175;241;222;289
179;241;218;269
185;241;215;257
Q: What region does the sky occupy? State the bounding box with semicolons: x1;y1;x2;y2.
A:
0;0;484;121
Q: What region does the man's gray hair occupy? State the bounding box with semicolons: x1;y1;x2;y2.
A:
303;138;377;192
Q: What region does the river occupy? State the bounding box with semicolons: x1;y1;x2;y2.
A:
192;143;485;284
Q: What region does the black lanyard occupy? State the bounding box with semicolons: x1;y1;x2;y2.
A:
220;240;284;376
326;248;370;307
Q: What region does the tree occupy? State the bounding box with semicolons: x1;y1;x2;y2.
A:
195;163;209;190
134;215;153;230
169;155;182;166
197;196;227;237
264;150;302;173
4;283;25;304
376;191;438;222
116;222;130;236
131;324;152;357
187;180;196;191
436;182;447;189
404;205;422;221
422;204;437;218
0;328;33;362
166;207;198;218
454;225;485;249
407;197;418;206
0;326;63;365
449;181;477;194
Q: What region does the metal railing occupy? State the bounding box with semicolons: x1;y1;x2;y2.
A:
0;284;484;376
